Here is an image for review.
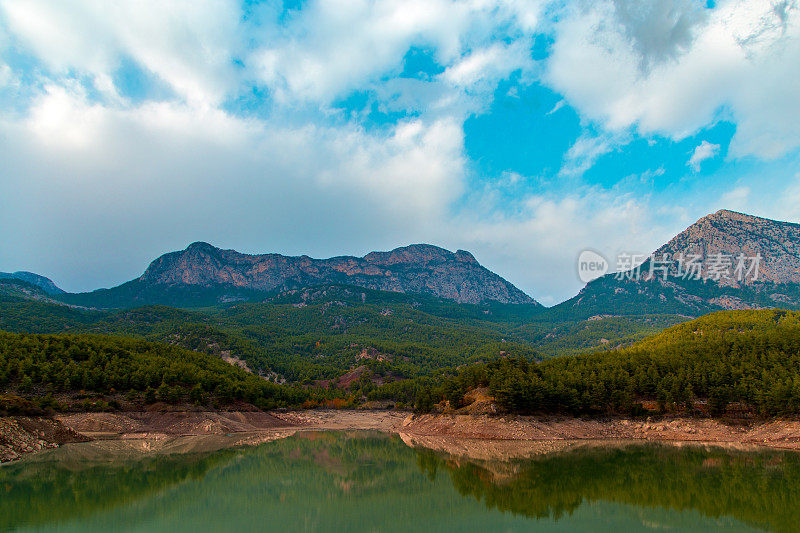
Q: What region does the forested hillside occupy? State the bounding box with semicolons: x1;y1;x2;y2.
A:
0;331;308;413
418;309;800;417
3;291;799;417
0;284;684;388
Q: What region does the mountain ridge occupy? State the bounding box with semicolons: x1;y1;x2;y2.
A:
555;209;800;318
7;209;800;314
651;209;800;286
0;271;64;295
61;243;538;308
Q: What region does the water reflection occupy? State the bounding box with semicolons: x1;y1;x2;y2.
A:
419;441;800;532
1;431;797;532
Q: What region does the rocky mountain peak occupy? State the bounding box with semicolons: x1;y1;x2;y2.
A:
558;209;800;317
185;241;220;253
137;242;537;305
712;209;757;220
652;209;800;286
454;250;478;264
362;244;453;266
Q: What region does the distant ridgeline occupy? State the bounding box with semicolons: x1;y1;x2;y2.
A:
55;242;538;309
2;209;798;321
0;272;64;295
6;209;800;318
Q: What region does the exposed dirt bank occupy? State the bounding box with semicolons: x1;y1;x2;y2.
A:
7;410;800;464
271;409;407;432
52;410;800;453
400;413;800;451
56;410;291;439
0;417;89;463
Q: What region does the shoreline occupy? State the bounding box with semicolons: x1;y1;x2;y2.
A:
4;409;800;464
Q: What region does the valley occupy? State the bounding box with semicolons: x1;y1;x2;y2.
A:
3;209;800;466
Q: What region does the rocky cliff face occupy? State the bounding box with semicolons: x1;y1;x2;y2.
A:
556;210;800;317
650;210;800;286
138;243;536;305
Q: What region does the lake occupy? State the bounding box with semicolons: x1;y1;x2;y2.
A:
2;431;798;532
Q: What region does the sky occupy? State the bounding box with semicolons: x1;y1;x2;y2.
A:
1;0;800;306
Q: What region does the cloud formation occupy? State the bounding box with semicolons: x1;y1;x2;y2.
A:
1;0;240;106
0;0;799;305
688;140;721;171
547;0;800;159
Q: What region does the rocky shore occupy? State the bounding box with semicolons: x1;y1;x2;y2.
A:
400;413;800;451
0;417;89;463
4;410;800;464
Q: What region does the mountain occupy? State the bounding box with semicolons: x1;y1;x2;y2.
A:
651;209;800;286
553;210;800;318
0;271;64;295
59;243;538;308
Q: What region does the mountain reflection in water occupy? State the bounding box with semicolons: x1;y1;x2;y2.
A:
2;431;798;532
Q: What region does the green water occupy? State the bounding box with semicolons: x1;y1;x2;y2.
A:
2;432;799;532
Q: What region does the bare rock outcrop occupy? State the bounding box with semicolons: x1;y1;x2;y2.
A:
138;243;536;305
0;417;89;463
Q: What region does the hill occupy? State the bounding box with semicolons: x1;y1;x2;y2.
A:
0;330;308;413
0;284;687;397
0;272;64;295
420;309;800;417
1;286;541;386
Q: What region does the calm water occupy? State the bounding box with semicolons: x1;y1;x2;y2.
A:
2;431;799;532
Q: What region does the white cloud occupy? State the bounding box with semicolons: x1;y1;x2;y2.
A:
444;42;532;88
448;185;675;303
254;0;462;103
547;98;566;114
0;0;241;106
772;173;800;221
0;62;13;87
251;0;544;107
688;140;720;171
559;130;623;177
546;0;800;159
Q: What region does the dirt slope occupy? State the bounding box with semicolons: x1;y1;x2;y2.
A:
0;417;89;463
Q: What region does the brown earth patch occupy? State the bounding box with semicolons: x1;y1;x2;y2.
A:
0;417;89;463
9;409;800;464
55;410;290;439
400;413;800;451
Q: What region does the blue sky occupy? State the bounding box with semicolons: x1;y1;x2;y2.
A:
1;0;800;305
